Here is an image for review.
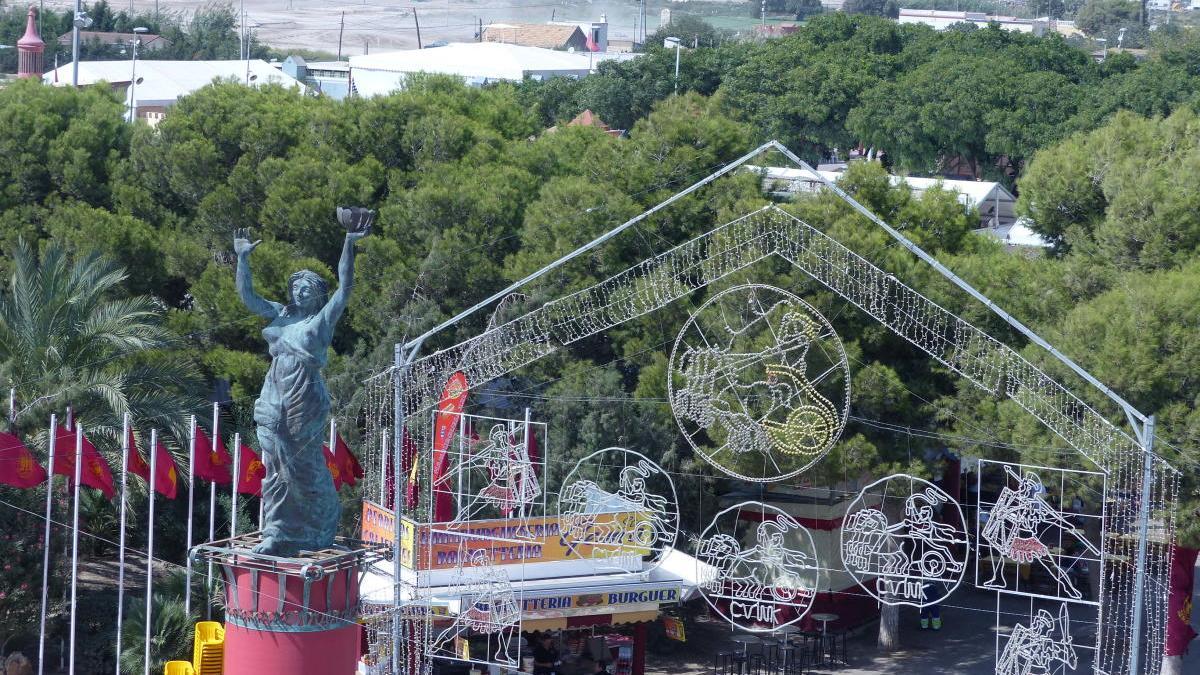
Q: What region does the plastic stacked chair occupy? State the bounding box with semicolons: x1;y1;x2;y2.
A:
192;621;225;675
164;662;195;675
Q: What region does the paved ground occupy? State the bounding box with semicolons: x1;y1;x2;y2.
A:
41;0;661;55
648;557;1200;675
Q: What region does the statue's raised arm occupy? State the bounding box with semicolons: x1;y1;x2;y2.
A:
319;207;373;326
233;228;284;319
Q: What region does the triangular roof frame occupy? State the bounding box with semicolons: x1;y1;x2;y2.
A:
383;141;1177;675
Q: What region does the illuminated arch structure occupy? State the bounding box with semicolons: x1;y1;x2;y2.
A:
361;142;1178;675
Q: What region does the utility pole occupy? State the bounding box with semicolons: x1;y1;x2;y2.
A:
239;0;245;59
337;11;344;61
478;18;483;42
641;0;647;43
413;8;422;49
71;0;81;86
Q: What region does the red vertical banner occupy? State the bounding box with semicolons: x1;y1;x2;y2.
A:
430;372;468;522
1165;544;1199;656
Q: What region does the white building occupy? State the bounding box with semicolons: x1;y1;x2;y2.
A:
44;59;305;124
898;9;1048;35
347;42;638;97
750;165;1050;248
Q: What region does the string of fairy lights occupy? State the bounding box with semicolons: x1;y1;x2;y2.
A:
356;195;1178;672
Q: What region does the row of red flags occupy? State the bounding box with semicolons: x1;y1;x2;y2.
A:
0;421;364;498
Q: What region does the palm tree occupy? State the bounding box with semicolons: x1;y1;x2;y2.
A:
0;239;201;455
118;590;195;674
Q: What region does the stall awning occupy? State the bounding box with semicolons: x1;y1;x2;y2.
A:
524;610;660;632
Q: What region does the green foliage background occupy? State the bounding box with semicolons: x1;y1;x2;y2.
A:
2;8;1200;667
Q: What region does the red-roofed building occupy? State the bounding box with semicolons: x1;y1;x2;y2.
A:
546;109;625;138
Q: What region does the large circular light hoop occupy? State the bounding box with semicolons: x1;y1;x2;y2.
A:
696;501;820;632
556;447;679;573
840;474;969;608
668;284;850;482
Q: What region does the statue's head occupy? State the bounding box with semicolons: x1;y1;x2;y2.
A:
287;270;328;315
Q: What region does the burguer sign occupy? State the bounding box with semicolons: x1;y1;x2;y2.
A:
521;586;680;618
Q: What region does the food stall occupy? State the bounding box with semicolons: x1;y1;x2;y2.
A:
358;503;707;675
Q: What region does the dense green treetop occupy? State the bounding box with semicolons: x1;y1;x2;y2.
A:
2;11;1200;612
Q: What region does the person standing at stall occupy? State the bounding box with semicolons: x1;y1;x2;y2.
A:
532;632;561;675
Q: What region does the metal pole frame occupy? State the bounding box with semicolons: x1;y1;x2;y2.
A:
1128;416;1156;675
185;415;196;616
390;343;403;675
388;139;1175;675
207;402;219;620
68;424;82;674
144;428;157;675
115;413;131;675
231;433;241;541
37;413;57;675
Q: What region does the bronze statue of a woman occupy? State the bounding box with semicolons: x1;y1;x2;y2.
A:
233;208;372;556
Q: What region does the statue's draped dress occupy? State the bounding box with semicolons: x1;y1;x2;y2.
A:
254;304;340;552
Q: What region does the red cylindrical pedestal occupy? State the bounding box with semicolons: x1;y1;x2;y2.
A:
220;561;363;675
225;622;360;674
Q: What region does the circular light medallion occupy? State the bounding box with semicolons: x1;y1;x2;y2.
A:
840;474;969;608
557;447;679;573
668;284;850;482
696;501;819;632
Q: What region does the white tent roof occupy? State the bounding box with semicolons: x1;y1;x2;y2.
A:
361;547;709;609
43;59;305;106
349;42;635;96
979;219;1052;248
748;165;1015;211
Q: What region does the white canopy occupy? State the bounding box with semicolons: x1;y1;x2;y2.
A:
43;59;305;109
349;42;636;96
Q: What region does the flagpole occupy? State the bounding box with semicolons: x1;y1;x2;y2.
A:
115;414;131;675
68;424;83;675
144;428;157;675
185;415;196;617
37;413;57;675
231;432;240;541
207;402;218;620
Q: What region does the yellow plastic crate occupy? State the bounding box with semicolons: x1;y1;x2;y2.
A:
165;662;195;675
192;621;225;674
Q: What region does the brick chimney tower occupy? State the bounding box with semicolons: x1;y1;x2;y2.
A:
17;5;45;79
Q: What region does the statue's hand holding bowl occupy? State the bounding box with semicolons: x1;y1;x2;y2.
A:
337;206;374;241
233;228;262;257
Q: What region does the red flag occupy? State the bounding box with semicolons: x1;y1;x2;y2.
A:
236;442;264;496
52;425;115;498
0;431;47;488
324;444;344;490
194;427;232;485
151;438;179;499
125;428;151;483
333;433;362;487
